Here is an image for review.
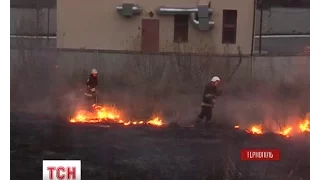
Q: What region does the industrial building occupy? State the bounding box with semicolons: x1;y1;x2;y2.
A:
57;0;255;55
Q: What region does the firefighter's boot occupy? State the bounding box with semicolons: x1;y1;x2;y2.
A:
194;117;203;128
205;120;212;129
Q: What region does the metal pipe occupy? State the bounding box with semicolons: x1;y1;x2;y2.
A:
258;0;263;54
250;0;257;56
250;0;257;86
36;0;40;40
47;7;50;46
157;7;213;15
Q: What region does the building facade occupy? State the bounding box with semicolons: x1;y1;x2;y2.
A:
57;0;255;55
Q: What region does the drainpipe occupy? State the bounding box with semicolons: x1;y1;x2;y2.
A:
258;0;263;54
250;0;257;86
250;0;257;56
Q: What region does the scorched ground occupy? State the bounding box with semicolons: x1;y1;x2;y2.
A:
11;112;309;180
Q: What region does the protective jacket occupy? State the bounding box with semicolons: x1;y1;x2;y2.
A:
84;74;98;97
201;82;222;107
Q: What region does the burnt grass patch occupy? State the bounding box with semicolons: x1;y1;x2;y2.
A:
11;112;310;180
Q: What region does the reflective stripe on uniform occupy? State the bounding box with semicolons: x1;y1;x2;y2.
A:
201;102;212;107
205;94;214;98
84;92;93;97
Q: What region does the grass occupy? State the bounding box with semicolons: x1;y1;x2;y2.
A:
10;42;310;179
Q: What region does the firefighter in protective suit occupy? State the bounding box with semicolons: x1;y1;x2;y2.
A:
84;69;98;108
196;76;222;127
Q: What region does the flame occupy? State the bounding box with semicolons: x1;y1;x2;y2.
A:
246;125;263;134
299;119;310;132
240;113;310;137
70;104;164;127
70;104;309;137
278;127;292;137
147;117;163;126
299;113;310;132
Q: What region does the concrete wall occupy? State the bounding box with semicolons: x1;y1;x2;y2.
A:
56;0;255;55
10;7;310;37
10;48;309;87
255;8;310;34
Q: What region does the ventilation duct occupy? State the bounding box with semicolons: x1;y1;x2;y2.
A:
156;5;214;31
156;7;213;15
116;3;142;17
190;12;214;31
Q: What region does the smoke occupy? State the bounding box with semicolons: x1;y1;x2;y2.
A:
10;49;310;128
209;57;310;131
10;49;85;117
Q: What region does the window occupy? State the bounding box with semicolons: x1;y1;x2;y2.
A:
174;15;189;43
222;10;237;44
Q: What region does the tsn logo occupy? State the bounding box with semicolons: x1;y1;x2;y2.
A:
43;160;81;180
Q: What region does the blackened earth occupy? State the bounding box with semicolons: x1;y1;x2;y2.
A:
10;112;310;180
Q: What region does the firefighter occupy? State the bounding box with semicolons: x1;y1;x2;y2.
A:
196;76;222;126
84;69;98;108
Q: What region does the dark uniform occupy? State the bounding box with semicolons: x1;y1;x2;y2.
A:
197;82;222;123
84;74;98;107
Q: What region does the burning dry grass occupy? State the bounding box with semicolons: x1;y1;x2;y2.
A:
235;113;310;137
69;102;310;140
70;104;164;127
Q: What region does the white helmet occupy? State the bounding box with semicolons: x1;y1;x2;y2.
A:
91;68;98;74
211;76;220;82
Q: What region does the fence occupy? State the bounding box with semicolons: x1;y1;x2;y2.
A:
10;35;310;56
10;8;56;35
10;48;310;90
255;8;310;35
